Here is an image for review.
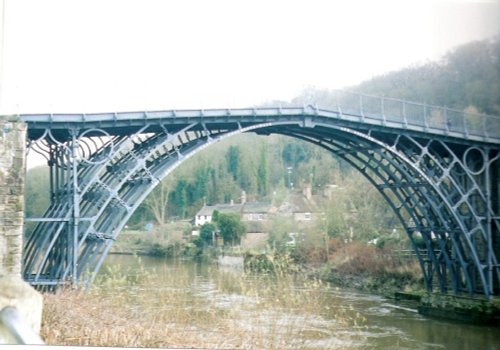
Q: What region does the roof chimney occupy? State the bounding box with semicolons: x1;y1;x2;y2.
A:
303;183;312;200
241;190;246;204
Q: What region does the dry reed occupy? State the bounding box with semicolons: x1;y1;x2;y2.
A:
41;259;364;349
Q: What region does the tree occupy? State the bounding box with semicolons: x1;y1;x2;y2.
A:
144;180;170;225
256;145;269;196
170;179;188;218
25;166;50;218
226;145;241;181
212;209;220;223
25;166;51;235
217;213;246;246
199;222;217;246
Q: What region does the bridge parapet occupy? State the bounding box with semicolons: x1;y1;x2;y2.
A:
19;90;500;144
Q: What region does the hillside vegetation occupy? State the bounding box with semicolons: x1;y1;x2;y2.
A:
25;37;499;243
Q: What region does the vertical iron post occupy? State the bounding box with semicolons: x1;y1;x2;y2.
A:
359;93;364;121
483;115;487;139
402;101;408;128
70;130;80;286
444;108;449;133
423;103;429;130
336;90;342;116
485;152;492;296
463;112;469;138
381;96;386;125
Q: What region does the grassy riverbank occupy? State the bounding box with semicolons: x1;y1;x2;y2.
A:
314;240;424;297
41;259;364;348
244;239;425;298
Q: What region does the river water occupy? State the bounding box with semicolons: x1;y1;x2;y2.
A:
100;254;499;350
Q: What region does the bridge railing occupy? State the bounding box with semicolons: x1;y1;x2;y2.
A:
19;90;500;142
320;90;500;140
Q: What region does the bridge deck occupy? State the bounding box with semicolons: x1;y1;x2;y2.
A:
17;91;500;145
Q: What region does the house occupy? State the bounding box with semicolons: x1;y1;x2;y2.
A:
241;201;272;221
193;193;274;248
194;200;273;226
279;183;325;223
194;202;243;226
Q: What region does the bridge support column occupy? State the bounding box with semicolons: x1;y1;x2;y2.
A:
0;117;43;344
491;152;500;294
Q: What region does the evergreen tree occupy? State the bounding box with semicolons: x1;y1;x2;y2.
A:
199;222;217;246
256;144;269;196
170;179;188;218
226;145;241;181
217;213;246;246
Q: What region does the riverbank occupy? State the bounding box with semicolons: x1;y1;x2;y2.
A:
112;232;423;298
244;245;500;326
113;230;419;298
110;225;194;257
112;229;424;294
110;230;499;325
40;255;500;349
41;257;363;349
242;240;425;298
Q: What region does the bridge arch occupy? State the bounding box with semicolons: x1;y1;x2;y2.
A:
265;123;499;296
20;101;500;297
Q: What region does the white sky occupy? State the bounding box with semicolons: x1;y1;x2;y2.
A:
0;0;499;114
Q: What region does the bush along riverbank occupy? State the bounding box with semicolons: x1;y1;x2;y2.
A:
244;240;425;298
243;242;500;325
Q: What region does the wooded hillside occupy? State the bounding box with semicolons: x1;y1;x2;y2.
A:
25;37;499;241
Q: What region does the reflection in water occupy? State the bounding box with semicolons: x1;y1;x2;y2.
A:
100;255;500;350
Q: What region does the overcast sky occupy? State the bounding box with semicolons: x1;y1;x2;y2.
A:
0;0;499;114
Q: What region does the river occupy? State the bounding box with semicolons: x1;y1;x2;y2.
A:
99;254;499;350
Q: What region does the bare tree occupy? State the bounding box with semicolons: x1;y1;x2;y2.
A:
144;180;170;225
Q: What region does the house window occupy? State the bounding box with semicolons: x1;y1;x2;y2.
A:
258;214;264;221
304;213;311;220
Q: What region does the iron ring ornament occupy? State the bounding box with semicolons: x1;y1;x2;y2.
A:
463;146;486;175
76;128;115;165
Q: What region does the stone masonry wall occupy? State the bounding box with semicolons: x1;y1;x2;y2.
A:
0;116;26;276
0;117;43;344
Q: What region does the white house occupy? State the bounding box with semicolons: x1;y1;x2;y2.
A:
194;203;243;226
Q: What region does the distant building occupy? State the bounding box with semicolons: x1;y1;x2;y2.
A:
279;183;326;223
194;200;273;226
241;201;272;221
193;184;333;246
194;203;242;226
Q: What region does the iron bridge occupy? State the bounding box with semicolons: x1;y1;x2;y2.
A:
18;91;500;298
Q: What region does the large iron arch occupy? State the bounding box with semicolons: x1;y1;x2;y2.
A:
262;123;499;296
21;105;499;297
